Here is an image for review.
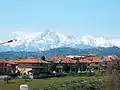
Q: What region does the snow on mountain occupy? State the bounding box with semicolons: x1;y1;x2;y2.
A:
81;36;114;47
0;29;120;52
109;39;120;47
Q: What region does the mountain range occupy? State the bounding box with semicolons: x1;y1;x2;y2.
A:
0;29;120;59
0;29;120;52
0;47;119;60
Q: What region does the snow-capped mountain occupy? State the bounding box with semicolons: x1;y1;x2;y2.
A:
80;36;114;47
0;29;120;52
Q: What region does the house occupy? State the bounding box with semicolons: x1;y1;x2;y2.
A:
0;54;119;76
14;58;49;75
90;59;104;71
79;59;92;72
48;56;77;73
78;54;104;72
103;55;119;67
0;60;17;75
102;56;112;69
49;54;108;73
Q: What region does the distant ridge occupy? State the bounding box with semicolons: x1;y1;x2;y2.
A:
0;47;119;60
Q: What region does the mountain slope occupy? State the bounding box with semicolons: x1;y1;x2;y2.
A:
0;29;120;51
0;47;119;60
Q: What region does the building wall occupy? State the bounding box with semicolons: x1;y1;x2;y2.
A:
0;63;17;75
18;67;32;74
90;62;104;71
18;63;48;75
18;63;32;68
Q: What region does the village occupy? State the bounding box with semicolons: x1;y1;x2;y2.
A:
0;54;119;79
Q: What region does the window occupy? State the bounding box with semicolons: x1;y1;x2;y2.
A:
40;68;43;71
105;62;107;65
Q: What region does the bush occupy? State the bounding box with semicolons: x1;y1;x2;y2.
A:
71;72;94;77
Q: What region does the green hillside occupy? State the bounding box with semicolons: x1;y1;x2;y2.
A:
0;47;119;60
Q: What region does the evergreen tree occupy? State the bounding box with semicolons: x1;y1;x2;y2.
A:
41;56;46;61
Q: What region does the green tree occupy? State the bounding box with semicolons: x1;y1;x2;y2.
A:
41;56;46;61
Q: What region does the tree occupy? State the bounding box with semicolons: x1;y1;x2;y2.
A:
49;64;56;72
101;60;120;90
41;56;46;61
17;70;21;76
23;73;27;82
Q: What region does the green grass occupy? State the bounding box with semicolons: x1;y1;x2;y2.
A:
0;76;97;90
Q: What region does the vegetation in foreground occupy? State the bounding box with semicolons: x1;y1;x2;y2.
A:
0;70;119;90
0;75;98;90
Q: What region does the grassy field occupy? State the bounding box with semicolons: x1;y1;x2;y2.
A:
0;76;98;90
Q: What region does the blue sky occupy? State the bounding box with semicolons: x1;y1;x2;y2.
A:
0;0;120;40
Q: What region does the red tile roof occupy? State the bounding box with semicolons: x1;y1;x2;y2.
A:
0;58;49;65
103;56;118;62
79;58;103;63
79;54;103;63
104;57;111;62
87;56;101;60
91;59;103;63
49;56;77;64
0;60;17;64
14;58;49;64
79;59;92;63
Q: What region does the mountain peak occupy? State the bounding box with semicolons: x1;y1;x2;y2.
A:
0;29;120;52
82;36;94;39
44;28;56;35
